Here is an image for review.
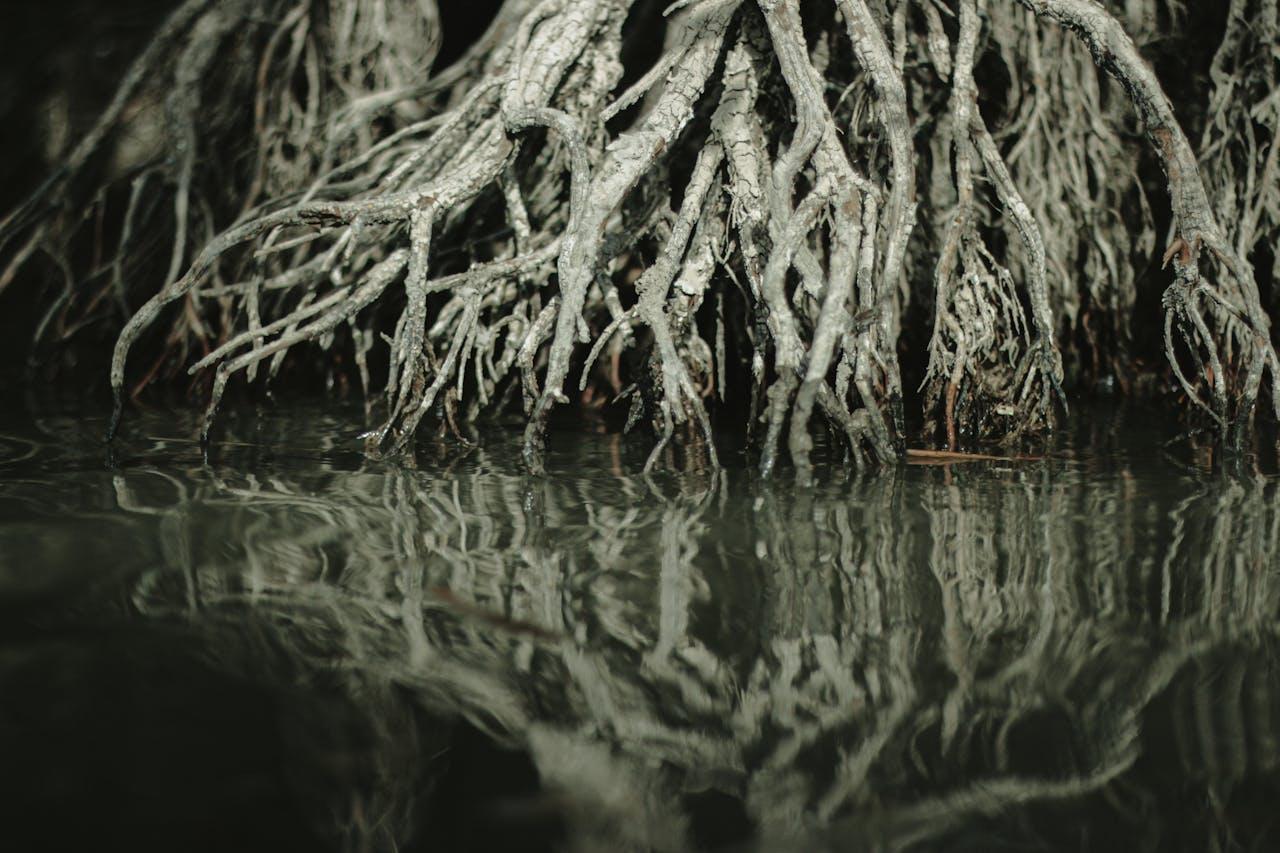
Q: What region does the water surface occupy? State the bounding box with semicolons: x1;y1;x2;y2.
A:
1;398;1278;851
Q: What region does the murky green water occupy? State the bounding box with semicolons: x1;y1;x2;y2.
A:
1;397;1278;851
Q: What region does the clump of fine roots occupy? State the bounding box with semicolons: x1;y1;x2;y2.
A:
2;0;1278;471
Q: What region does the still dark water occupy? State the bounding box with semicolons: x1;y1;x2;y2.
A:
1;397;1278;852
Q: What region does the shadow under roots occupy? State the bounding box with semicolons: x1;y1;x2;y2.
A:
436;0;504;69
606;0;669;135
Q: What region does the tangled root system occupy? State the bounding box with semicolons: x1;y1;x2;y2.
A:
3;0;1277;471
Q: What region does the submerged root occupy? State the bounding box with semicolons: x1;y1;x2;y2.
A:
3;0;1279;470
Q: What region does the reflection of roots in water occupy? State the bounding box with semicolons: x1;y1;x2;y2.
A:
111;452;1280;851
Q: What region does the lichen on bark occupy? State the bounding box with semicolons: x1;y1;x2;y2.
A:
2;0;1277;470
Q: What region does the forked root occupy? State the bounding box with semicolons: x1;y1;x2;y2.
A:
4;0;1278;472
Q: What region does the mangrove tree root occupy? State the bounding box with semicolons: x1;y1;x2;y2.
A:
3;0;1278;470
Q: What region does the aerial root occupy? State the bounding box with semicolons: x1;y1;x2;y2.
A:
924;0;1064;450
6;0;1278;469
1016;0;1280;439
